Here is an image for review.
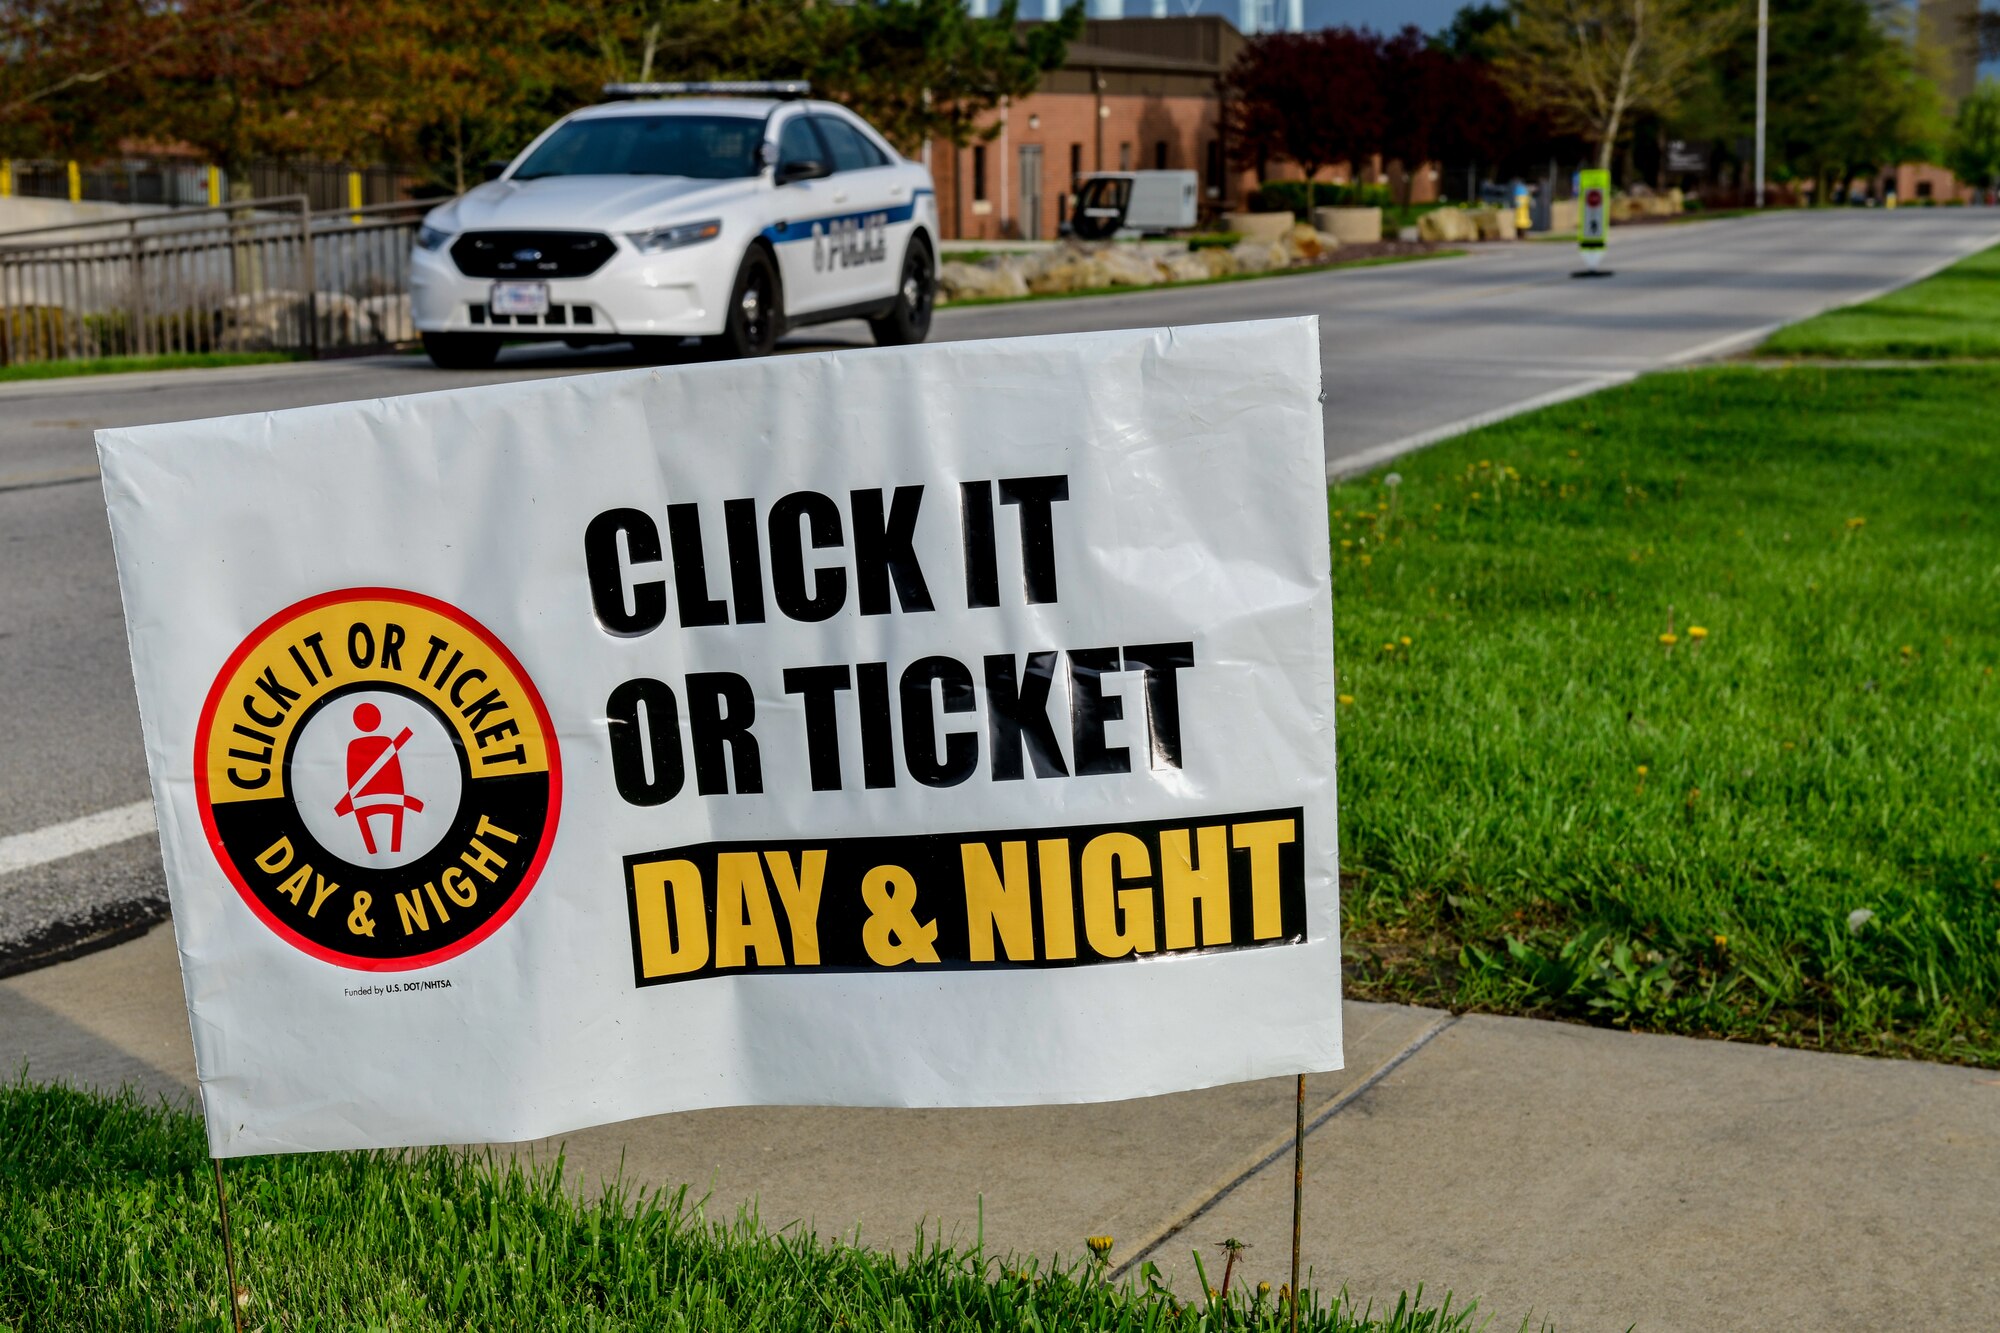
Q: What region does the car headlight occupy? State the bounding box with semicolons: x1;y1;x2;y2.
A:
627;219;722;254
415;224;451;252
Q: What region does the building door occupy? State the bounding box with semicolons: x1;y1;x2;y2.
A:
1017;145;1044;240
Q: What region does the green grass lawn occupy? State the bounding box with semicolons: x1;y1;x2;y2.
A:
0;1079;1506;1332
1331;366;2000;1066
0;351;297;383
1760;240;2000;359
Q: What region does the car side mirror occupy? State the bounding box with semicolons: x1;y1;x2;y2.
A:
776;159;831;186
481;161;508;183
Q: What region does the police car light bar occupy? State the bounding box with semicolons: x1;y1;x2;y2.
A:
602;81;811;101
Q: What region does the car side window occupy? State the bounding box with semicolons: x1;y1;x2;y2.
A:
775;116;824;171
813;117;888;173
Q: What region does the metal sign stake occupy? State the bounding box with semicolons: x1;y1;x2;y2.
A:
212;1157;246;1333
1290;1071;1305;1332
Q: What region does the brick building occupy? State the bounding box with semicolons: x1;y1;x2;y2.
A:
927;17;1249;241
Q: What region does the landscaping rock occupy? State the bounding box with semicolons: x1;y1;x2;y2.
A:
1159;252;1213;283
937;260;1028;302
312;292;367;346
1024;250;1115;295
219;290;302;351
1229;240;1287;273
359;293;414;343
1417;209;1477;244
1313;206;1383;244
1222;211;1295;244
1192;246;1239;278
1283;223;1329;261
1095;247;1164;287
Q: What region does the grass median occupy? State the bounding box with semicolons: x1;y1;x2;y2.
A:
1331;365;2000;1065
0;1079;1509;1332
0;351;297;383
1760;239;2000;359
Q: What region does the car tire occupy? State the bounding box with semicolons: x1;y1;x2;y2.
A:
421;332;501;370
710;248;782;358
869;236;936;347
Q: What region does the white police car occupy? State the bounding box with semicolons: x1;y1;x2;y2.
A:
409;82;939;368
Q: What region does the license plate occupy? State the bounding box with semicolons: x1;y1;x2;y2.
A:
490;282;549;316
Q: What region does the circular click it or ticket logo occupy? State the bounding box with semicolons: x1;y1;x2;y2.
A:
194;588;560;971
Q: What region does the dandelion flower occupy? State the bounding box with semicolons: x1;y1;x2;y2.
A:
1340;538;1353;549
1359;553;1372;566
1385;472;1403;488
1085;1235;1115;1260
1399;635;1412;646
1659;632;1679;646
1470;491;1481;500
1637;765;1649;776
1688;626;1708;640
1259;1281;1272;1297
1383;642;1397;653
1337;694;1354;705
1713;934;1728;948
1846;517;1865;529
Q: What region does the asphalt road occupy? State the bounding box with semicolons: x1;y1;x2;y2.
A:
2;208;1996;971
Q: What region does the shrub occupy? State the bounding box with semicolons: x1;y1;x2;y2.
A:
1250;180;1394;218
1187;231;1242;251
0;306;85;366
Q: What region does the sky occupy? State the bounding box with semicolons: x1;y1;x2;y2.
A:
1167;0;2000;81
1303;0;1465;32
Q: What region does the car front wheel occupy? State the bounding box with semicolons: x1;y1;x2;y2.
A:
711;248;782;358
869;237;935;347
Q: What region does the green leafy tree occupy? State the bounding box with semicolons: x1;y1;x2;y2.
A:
1946;80;2000;196
1492;0;1744;175
1682;0;1948;203
368;0;596;194
805;0;1079;158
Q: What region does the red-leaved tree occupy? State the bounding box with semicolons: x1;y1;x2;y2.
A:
1223;28;1386;185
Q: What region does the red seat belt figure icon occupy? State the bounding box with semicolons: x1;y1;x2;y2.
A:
335;702;425;854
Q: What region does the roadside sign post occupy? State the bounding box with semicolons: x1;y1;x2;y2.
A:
1575;168;1612;278
100;315;1342;1160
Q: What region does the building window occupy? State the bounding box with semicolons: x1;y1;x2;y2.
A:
1118;142;1131;172
1205;140;1223;198
1917;180;1934;199
973;145;987;202
1070;143;1083;185
1155;141;1168;169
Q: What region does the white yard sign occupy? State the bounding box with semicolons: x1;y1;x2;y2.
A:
100;318;1341;1157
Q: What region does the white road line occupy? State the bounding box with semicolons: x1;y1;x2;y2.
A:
1328;374;1634;481
0;801;157;879
1327;224;2000;482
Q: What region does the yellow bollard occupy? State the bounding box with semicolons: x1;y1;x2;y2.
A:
348;170;363;224
0;159;11;199
1885;189;1898;210
207;165;221;207
67;159;81;202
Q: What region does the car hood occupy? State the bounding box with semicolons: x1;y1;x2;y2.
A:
426;176;760;233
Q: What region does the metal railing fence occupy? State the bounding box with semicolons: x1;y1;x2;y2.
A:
0;196;430;365
2;157;428;212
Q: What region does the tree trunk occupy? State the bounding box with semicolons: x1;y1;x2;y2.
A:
1599;0;1648;176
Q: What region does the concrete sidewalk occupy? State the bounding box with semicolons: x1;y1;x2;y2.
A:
5;925;1996;1331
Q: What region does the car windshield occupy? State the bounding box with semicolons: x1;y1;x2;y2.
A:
512;115;763;181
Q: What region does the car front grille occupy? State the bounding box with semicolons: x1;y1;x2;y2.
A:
450;231;617;279
469;303;595;328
